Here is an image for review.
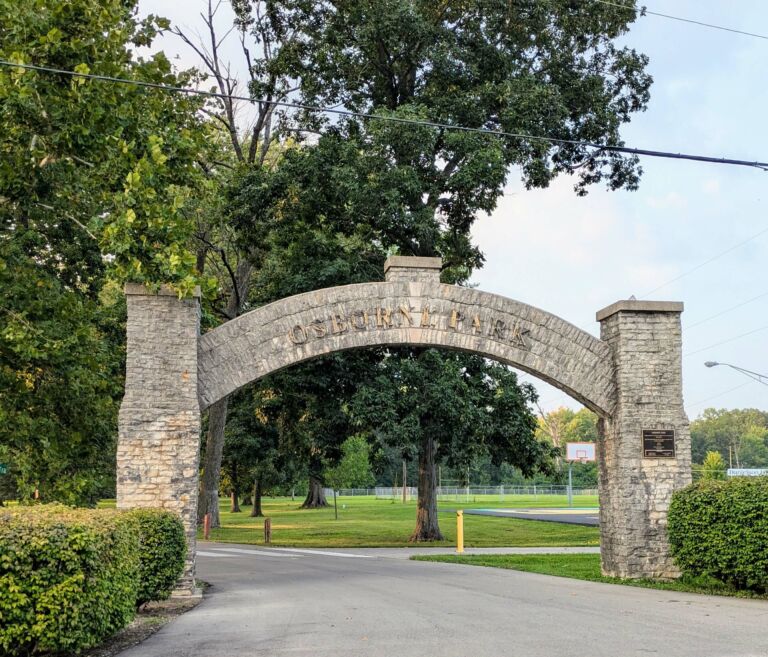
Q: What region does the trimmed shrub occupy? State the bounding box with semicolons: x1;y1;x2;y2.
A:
0;504;139;656
126;508;187;607
668;477;768;592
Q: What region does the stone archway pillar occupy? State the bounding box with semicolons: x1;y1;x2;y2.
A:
117;284;201;593
596;300;692;579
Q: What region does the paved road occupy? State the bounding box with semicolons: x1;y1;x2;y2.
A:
122;543;768;657
452;507;600;526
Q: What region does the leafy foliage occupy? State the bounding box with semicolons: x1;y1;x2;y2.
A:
700;451;726;481
0;505;139;656
324;436;376;491
0;0;210;294
352;351;548;477
691;408;768;468
0;243;123;504
0;505;187;655
0;0;217;504
668;478;768;592
126;508;186;607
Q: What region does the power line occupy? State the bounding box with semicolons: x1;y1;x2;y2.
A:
641;226;768;297
3;59;768;171
683;324;768;358
593;0;768;41
685;291;768;330
687;381;754;409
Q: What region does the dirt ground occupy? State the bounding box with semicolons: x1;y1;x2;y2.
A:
78;590;205;657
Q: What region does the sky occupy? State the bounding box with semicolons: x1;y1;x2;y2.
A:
139;0;768;419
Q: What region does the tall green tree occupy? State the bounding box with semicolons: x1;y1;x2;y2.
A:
227;0;650;534
352;351;547;540
324;435;376;518
0;0;213;503
691;408;768;468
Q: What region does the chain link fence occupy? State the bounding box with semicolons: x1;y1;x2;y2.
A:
326;485;598;501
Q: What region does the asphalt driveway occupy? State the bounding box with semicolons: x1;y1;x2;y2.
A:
120;543;768;657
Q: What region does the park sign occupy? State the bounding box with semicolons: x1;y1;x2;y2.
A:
727;468;768;477
0;464;6;475
642;429;676;458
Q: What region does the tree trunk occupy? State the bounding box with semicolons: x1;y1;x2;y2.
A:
301;475;328;508
410;435;444;541
250;477;263;517
333;488;338;519
230;461;241;512
195;261;252;528
197;397;228;527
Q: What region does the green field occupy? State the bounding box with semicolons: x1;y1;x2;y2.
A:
196;494;600;548
410;553;767;598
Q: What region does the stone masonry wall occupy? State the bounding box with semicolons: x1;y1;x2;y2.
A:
117;260;690;589
597;302;692;579
198;279;617;416
117;285;201;592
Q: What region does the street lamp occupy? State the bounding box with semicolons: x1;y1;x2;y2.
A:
704;361;768;386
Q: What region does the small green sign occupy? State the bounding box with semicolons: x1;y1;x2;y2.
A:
0;464;7;475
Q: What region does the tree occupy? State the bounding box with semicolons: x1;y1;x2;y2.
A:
227;0;650;532
172;1;299;529
535;407;598;483
0;0;211;504
352;351;547;540
324;435;376;519
700;451;727;481
691;408;768;468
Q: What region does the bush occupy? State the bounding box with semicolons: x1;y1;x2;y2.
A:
0;505;139;656
126;508;186;607
668;478;768;592
0;505;188;655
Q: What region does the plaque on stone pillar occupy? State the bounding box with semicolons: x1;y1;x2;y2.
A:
642;429;676;458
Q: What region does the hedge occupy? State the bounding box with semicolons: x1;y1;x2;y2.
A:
127;508;186;607
0;505;187;656
668;477;768;592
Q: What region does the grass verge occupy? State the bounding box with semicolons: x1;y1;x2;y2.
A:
411;553;768;599
193;496;600;548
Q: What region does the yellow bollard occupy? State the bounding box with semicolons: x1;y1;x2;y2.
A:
456;510;464;554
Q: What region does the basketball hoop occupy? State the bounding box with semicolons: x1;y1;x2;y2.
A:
565;442;596;463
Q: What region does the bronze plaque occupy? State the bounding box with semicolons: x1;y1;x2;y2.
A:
642;429;676;458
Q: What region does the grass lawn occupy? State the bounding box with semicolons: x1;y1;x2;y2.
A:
411;553;768;599
195;495;601;548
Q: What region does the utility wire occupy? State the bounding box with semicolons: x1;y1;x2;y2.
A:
593;0;768;40
685;291;768;330
683;324;768;358
641;226;768;297
687;381;754;408
3;59;768;171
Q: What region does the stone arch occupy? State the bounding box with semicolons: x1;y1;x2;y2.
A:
197;280;616;417
116;256;691;592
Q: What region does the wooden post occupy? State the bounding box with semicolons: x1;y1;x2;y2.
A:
264;517;272;544
203;513;211;541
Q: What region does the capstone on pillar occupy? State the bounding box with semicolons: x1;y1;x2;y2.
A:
596;299;692;579
384;255;442;283
116;284;201;594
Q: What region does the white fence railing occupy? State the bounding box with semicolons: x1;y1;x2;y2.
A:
327;485;599;499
